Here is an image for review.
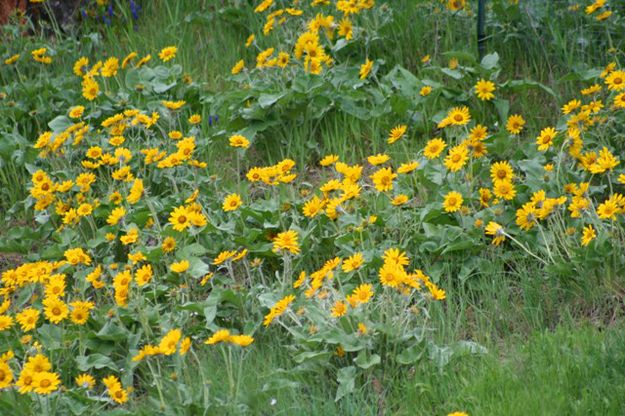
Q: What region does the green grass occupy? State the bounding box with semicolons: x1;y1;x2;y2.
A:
1;1;625;414
121;323;625;415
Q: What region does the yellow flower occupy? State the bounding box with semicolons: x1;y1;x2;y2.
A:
597;194;624;220
135;264;153;286
32;371;61;394
81;77;99;101
127;179;143;204
263;295;296;326
121;51;137;69
4;54;20;65
16;308;40;332
158;329;182;355
231;59;245;75
75;373;95;389
444;145;469;172
506;114;525;134
16;369;35;394
378;262;405;287
370;167;397;192
614;92;625;109
581;224;596;246
69;106;85;119
382;248;409;267
43;297;69;324
536;127;557;151
319;154;339;166
230;334;254;347
338;17;353;39
180;337;192;355
162;237;176;253
229;134;250;148
589;147;619;174
439;106;471;128
342;253;364;272
169;205;192;231
159;46;178;62
0;361;13;389
397;161;419;174
443;191;464;213
205;329;231;345
485;222;505;245
101;57;119;77
367;153;390;166
303;196;326;218
351;283;374;304
387;125;407;144
64;247;92;265
277;52;289;68
475;79;496;100
0;315;13;332
222;193;243;212
581;84;601;95
272;230;301;255
245;34;255;47
492;180;516;201
423;138;447;159
170;260;190;273
120;228;139;245
162;100;186;110
213;250;236;265
446;0;466;11
331;301;347;317
514;202;536;230
69;301;94;325
359;58;373;79
562;99;581;115
107;206;126;225
24;354;51;374
109;384;129;404
420;85;432;96
490;161;514;182
605;70;625;91
391;194;409;206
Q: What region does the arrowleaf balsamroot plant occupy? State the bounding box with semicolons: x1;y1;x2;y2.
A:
0;0;624;414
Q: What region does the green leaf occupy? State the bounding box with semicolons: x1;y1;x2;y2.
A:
188;257;209;279
37;324;63;350
258;92;286;108
396;343;424;365
383;65;419;96
354;352;380;369
125;68;141;89
293;351;332;364
47;115;72;133
440;68;463;79
203;292;220;326
76;354;119;371
335;366;357;401
262;378;300;392
493;98;509;125
95;320;128;341
441;239;477;254
481;52;500;70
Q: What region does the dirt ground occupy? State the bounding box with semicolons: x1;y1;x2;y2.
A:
0;0;26;25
